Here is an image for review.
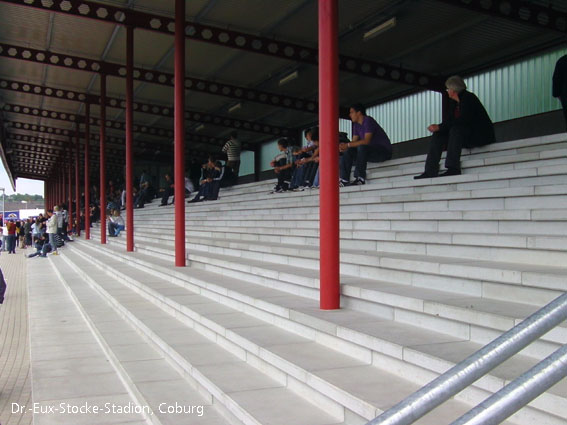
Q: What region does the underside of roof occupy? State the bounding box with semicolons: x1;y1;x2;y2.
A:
0;0;565;182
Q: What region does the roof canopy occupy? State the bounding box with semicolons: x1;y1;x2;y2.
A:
0;0;565;182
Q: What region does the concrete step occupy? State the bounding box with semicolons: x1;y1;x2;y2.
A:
89;226;566;300
64;241;484;425
99;233;564;354
69;238;566;424
26;260;150;425
129;222;567;252
57;248;348;425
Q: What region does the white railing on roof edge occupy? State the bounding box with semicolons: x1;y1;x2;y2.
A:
366;292;567;425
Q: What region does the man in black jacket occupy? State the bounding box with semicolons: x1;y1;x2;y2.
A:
415;75;495;179
553;54;567;130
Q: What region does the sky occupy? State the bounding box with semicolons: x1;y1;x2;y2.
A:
0;161;44;196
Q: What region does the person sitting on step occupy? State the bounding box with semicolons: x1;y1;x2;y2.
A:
108;209;125;237
188;157;222;203
290;127;319;190
158;173;174;206
270;138;295;193
415;75;495;180
339;103;392;186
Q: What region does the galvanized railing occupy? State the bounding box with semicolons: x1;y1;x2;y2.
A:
366;292;567;425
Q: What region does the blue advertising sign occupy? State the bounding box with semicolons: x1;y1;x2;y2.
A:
3;211;20;220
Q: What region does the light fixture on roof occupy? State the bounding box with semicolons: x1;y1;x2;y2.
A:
228;103;242;113
196;124;205;131
279;70;298;86
363;17;396;41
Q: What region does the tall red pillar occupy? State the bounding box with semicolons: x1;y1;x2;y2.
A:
84;103;91;240
174;0;186;267
125;26;134;252
75;126;81;236
318;0;340;310
68;160;72;233
99;74;107;244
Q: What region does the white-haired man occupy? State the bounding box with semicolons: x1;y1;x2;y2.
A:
415;75;495;179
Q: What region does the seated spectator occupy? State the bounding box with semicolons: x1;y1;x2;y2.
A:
415;75;495;179
269;138;295;193
188;157;222;203
107;209;125;237
339;104;392;186
135;180;151;208
290;127;318;190
291;128;320;190
27;234;52;258
158;173;174;206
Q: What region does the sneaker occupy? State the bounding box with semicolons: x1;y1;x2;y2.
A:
292;187;305;192
350;177;365;185
339;179;348;187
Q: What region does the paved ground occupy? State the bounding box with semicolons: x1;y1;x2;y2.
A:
0;249;33;425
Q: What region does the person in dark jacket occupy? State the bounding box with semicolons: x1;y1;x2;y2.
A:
415;75;495;179
0;267;6;305
552;54;567;130
158;173;174;206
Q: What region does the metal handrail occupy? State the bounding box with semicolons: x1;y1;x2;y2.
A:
451;344;567;425
366;292;567;425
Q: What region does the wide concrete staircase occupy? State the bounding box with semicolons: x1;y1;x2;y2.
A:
40;133;567;425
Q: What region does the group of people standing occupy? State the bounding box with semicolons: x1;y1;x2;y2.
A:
270;75;496;191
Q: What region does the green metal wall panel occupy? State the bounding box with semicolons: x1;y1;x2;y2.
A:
239;150;255;176
258;48;566;171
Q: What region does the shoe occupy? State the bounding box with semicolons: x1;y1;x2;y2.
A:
438;168;461;177
350;177;365;186
52;252;59;256
188;198;202;203
292;187;305;192
339;179;348;187
158;203;167;207
414;172;437;180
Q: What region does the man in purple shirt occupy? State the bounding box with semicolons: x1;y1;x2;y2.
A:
339;104;392;185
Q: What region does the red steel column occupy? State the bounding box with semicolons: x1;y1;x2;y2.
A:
125;26;134;252
84;103;90;240
318;0;340;310
68;160;72;233
174;0;186;267
99;74;107;244
75;126;81;236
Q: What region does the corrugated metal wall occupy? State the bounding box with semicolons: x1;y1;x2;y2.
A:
254;47;566;173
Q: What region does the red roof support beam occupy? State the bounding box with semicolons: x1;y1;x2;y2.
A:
435;0;567;33
318;0;340;310
174;0;186;267
75;126;81;236
0;78;293;136
99;74;107;245
84;103;90;240
125;26;134;252
0;0;444;89
0;42;320;114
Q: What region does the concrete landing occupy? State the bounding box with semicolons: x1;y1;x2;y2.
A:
0;252;32;425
